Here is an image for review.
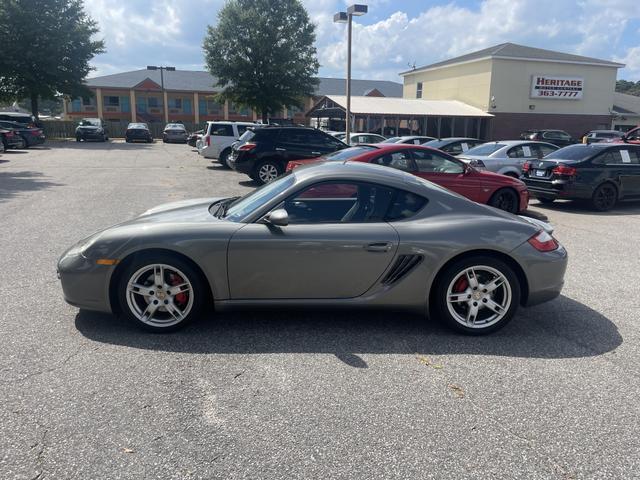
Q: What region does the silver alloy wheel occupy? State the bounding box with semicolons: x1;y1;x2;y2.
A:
446;265;512;329
125;263;194;327
258;163;279;183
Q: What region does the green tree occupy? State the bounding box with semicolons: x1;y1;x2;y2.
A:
616;80;640;97
203;0;319;122
0;0;105;119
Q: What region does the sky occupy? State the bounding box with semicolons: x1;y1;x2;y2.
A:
85;0;640;82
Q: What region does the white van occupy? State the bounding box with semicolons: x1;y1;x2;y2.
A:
198;121;257;167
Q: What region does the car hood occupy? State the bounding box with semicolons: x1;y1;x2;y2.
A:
133;197;225;223
77;125;101;130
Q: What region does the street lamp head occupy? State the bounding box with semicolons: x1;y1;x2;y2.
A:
165;67;176;71
347;4;368;16
333;11;348;23
146;65;158;70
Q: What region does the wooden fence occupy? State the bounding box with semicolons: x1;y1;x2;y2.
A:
42;120;200;139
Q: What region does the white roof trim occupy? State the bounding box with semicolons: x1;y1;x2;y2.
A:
323;95;493;117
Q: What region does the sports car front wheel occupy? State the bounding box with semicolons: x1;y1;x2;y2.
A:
435;256;521;335
117;254;206;332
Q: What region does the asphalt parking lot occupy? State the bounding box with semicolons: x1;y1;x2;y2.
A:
1;141;639;479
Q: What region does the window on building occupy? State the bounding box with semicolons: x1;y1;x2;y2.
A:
168;98;182;109
207;100;223;115
148;97;160;108
229;103;250;116
104;96;120;106
416;82;423;99
82;96;95;106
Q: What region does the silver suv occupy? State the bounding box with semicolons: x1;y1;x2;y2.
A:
198;121;258;167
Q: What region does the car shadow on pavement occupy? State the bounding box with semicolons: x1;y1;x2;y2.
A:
46;141;156;151
75;295;621;367
0;170;63;202
534;199;640;216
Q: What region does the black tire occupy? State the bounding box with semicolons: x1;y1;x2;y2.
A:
537;197;555;204
253;159;284;185
76;136;82;142
125;138;131;143
591;183;617;211
433;256;521;335
147;138;153;143
218;149;231;168
488;188;519;213
117;252;207;332
504;172;520;179
162;138;167;143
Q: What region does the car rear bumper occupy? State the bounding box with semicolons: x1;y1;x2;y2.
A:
228;154;252;174
26;135;46;146
523;178;591;200
511;241;568;307
77;131;104;140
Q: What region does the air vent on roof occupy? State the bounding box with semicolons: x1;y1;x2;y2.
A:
381;255;423;285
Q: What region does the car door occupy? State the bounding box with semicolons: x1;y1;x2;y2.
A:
227;181;399;299
408;149;478;200
611;147;640;197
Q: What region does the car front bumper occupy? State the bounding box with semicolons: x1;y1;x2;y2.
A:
57;252;114;313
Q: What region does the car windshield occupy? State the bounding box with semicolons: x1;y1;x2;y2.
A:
223;173;295;222
464;143;506;156
80;119;100;126
128;123;147;129
321;146;377;161
543;145;598;161
382;137;400;143
166;124;185;130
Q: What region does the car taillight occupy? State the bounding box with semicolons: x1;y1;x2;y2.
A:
528;230;559;252
238;143;256;151
205;135;210;146
552;164;577;176
522;161;531;173
6;131;14;137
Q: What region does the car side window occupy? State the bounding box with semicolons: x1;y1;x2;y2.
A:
211;124;233;136
411;149;464;173
445;142;463;155
371;151;415;172
284;182;394;224
237;125;250;136
507;146;524;158
278;129;311;144
539;145;557;156
385;190;428;221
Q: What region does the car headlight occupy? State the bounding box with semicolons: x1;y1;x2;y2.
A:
96;128;104;133
64;235;98;257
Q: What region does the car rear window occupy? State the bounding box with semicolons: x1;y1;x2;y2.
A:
464;143;506;156
544;145;597;161
323;146;377;161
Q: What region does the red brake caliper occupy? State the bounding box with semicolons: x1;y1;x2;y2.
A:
169;273;187;305
453;276;468;293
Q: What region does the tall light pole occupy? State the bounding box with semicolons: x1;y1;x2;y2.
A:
334;4;367;144
147;65;175;123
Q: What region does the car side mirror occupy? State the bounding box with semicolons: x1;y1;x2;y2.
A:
265;208;289;227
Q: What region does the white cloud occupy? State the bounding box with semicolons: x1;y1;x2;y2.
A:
316;0;640;81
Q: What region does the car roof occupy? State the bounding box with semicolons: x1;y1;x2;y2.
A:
206;120;257;125
486;140;551;146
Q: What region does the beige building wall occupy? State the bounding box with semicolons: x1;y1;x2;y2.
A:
402;59;492;111
489;59;618;115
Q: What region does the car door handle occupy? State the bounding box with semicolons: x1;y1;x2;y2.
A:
365;242;392;252
275;147;286;151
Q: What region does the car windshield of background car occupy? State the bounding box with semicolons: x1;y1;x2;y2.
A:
323;146;377;161
544;145;596;162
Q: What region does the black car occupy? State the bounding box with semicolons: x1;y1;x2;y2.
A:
229;126;347;184
76;118;108;142
422;137;484;155
125;123;153;143
522;143;640;211
521;129;575;148
0;127;25;150
187;129;203;147
0;120;46;148
0;112;35;126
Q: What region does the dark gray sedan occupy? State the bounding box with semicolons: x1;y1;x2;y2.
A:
58;162;567;335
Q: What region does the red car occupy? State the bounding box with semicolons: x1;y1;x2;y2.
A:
286;144;529;213
613;126;640;145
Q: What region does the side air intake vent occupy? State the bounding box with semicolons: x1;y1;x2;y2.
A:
381;255;423;285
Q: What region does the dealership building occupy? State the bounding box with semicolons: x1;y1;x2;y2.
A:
401;42;626;139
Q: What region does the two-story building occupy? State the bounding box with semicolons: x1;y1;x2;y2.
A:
63;70;402;127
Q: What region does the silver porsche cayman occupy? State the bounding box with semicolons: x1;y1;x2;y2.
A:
58;161;568;335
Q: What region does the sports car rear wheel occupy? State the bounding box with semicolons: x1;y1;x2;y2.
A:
118;254;205;332
435;257;520;334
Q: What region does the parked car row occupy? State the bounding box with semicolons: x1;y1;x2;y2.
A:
189;122;640;213
0;120;45;150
